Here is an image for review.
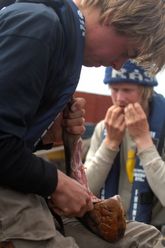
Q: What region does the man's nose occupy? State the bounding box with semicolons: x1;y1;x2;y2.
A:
112;58;128;70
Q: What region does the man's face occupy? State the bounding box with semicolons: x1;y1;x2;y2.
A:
110;83;142;108
83;24;138;70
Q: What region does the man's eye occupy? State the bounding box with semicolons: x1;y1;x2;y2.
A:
128;50;140;59
129;54;137;59
121;52;129;59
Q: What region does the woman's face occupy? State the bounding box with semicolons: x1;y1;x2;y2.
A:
110;83;142;108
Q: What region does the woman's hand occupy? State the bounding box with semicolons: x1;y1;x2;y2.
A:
124;103;153;149
104;105;126;150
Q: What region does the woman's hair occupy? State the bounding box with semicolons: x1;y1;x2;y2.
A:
140;86;154;102
139;86;154;113
79;0;165;74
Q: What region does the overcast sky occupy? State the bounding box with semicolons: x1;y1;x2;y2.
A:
76;66;165;96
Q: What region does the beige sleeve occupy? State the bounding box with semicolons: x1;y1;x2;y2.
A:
84;121;118;196
138;145;165;206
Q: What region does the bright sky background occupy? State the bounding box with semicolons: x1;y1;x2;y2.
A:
76;66;165;96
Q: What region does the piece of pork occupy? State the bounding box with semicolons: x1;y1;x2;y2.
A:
63;132;126;243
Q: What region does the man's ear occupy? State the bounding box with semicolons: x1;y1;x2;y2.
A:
102;15;112;27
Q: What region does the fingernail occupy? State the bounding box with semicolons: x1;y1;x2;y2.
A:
71;103;77;112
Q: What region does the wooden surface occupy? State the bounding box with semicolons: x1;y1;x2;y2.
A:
74;91;112;123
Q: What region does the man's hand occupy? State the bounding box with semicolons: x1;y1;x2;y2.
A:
124;103;153;149
62;97;86;135
42;97;86;145
104;105;126;150
49;170;93;217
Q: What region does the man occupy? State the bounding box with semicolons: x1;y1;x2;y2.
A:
0;0;165;247
64;61;165;247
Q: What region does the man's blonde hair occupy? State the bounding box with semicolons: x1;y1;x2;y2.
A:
79;0;165;74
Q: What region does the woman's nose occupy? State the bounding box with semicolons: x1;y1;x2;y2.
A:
116;91;125;102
